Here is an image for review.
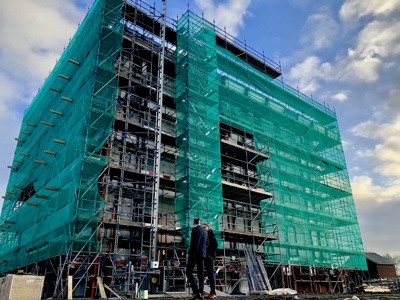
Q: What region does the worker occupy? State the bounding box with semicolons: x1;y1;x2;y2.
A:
203;223;218;299
186;218;207;300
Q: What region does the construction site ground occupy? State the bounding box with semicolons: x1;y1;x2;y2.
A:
68;293;400;300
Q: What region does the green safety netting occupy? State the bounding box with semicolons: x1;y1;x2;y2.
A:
175;11;367;269
216;44;366;269
0;0;123;273
0;0;367;274
175;12;224;248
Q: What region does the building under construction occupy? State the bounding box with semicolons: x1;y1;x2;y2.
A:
0;0;367;298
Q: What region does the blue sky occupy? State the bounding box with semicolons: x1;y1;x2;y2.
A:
1;0;400;256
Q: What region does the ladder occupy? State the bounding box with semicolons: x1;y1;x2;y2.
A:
163;249;187;293
149;0;167;267
244;247;272;294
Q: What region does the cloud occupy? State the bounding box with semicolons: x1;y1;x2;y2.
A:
331;92;348;102
351;117;400;177
341;54;381;83
355;20;400;58
287;56;332;94
287;2;400;92
352;175;400;204
340;19;400;83
300;12;340;51
0;0;91;213
0;1;90;82
351;175;400;254
328;1;400;84
339;0;400;25
194;0;252;37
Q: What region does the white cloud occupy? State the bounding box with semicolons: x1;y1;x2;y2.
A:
288;3;400;91
0;0;91;213
339;0;400;25
340;19;400;83
341;55;381;83
351;118;400;140
351;175;400;255
356;20;400;58
352;175;400;204
194;0;252;37
300;12;340;51
0;1;89;81
332;92;348;102
351;118;400;177
287;56;332;94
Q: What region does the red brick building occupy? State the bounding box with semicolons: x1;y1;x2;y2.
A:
365;252;397;280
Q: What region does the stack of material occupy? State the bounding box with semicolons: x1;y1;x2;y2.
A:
0;274;44;300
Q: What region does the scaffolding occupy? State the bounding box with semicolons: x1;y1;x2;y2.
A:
175;10;224;247
0;0;367;298
214;36;366;270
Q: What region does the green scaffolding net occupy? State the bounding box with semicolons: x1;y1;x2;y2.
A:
0;0;123;273
0;1;367;274
175;12;224;248
216;46;366;269
175;11;367;269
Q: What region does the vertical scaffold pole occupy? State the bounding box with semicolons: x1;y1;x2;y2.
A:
149;0;167;268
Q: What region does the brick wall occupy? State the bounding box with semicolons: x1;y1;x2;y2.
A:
377;265;397;279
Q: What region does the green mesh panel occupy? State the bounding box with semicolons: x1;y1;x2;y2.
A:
0;0;123;273
175;10;366;269
216;47;366;269
175;12;224;247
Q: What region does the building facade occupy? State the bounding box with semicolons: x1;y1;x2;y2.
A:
0;0;366;297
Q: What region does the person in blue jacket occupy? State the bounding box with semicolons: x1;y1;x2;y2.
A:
186;218;207;300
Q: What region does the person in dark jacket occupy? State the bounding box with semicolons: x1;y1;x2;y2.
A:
203;223;218;299
186;218;208;300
